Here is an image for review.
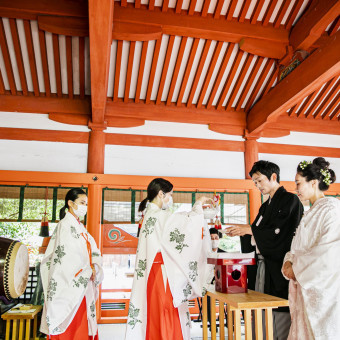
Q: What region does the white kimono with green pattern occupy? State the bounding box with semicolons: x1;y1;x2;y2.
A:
125;201;210;340
40;212;103;337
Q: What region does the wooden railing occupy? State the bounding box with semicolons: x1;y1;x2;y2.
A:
202;289;289;340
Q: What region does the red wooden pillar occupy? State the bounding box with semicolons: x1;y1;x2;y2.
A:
244;136;259;179
87;124;106;174
249;188;262;224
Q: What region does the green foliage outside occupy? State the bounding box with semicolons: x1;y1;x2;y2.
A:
0;198;57;266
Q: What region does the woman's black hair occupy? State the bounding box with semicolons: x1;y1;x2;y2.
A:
297;157;336;191
249;160;280;183
139;178;173;212
59;188;87;220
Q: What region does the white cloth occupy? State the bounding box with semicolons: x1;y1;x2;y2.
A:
40;212;104;336
283;197;340;340
125;202;211;340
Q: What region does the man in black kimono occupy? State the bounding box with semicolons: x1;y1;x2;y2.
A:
228;160;304;340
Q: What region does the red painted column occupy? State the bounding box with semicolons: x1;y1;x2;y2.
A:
244;136;259;179
87;124;106;174
248;188;262;224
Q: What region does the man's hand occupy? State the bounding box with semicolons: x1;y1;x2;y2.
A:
225;225;252;236
282;261;296;281
196;196;214;205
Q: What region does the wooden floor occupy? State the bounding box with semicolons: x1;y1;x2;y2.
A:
98;321;245;339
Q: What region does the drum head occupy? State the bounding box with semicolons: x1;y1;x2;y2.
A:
5;242;29;299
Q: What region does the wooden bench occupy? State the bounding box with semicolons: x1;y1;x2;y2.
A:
202;289;289;340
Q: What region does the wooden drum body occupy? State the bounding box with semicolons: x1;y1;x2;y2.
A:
0;237;29;300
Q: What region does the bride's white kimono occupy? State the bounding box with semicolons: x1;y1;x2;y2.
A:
283;197;340;340
40;212;104;336
125;201;210;340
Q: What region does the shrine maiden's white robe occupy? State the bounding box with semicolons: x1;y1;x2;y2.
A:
40;212;104;336
283;197;340;340
125;201;210;340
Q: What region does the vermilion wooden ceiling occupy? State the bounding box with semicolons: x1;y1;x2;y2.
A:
0;0;339;138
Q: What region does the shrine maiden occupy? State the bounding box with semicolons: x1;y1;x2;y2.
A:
125;178;211;340
40;188;103;339
282;157;339;340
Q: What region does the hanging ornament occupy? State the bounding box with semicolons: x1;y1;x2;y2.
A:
214;216;222;230
39;187;51;254
213;192;220;208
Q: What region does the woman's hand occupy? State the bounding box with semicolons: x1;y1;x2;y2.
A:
282;261;296;281
196;196;214;205
90;265;96;281
226;225;252;236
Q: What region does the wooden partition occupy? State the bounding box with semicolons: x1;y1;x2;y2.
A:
202;289;289;340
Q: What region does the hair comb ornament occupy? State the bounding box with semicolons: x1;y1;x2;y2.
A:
320;169;332;186
299;160;312;170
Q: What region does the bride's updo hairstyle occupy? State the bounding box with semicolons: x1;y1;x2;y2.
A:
297;157;336;191
138;178;173;212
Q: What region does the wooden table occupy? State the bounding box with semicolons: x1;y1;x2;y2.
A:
202;289;289;340
1;305;42;340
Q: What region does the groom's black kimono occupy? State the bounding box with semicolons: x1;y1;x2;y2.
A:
251;186;303;311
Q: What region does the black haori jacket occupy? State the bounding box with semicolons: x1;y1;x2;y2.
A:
251;186;304;312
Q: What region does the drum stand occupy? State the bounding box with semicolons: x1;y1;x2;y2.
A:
1;305;42;340
0;298;17;340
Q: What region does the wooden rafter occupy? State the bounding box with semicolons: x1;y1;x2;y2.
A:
52;33;62;97
145;38;161;104
216;49;244;110
290;0;340;50
304;77;338;118
23;20;39;96
206;43;235;110
186;39;212;108
166;36;187;106
235;56;263;110
134;41;148;103
225;54;254;110
176;38;199;106
124;41;136;103
247;31;340;135
38;29;50;96
0;19;16;95
196;41;223;108
156;35;175;105
113;40;123;102
9;18;28;95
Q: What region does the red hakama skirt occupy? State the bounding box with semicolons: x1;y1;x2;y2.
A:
146;252;183;340
47;297;98;340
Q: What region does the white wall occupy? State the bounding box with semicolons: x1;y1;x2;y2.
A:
105;145;245;178
0;140;88;173
259;153;340;182
259;132;340;182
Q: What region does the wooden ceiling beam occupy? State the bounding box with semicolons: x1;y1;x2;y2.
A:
290;0;340;51
0;94;91;114
113;4;289;45
0;0;88;20
271;115;340;135
105;100;246;127
247;30;340;135
88;0;113;125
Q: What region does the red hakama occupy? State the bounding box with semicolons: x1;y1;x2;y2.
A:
47;298;98;340
146;252;183;340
